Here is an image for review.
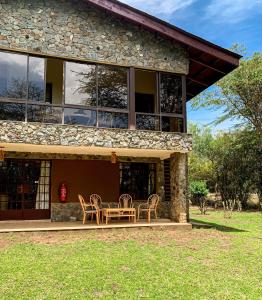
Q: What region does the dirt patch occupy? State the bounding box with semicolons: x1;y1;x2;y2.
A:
0;228;232;249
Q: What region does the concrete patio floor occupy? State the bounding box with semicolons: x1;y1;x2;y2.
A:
0;219;192;233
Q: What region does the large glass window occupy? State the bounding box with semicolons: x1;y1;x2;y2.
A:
0;159;50;212
65;62;96;107
98;111;128;129
27;105;62;124
162;116;183;132
64;108;96;127
98;65;128;109
28;56;45;102
160;73;182;114
120;163;156;199
0;51;27;99
136;114;160;131
0;102;25;121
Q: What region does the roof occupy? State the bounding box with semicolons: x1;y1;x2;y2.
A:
85;0;242;100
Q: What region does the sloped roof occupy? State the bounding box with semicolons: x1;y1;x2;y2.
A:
85;0;241;100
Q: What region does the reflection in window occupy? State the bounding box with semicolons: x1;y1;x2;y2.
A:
0;102;25;121
27;105;62;124
136;114;160;131
162;116;183;133
98;111;128;129
160;74;182;114
64;108;96;126
28;56;45;102
120;163;156;200
65;62;96;106
0;51;27;99
98;65;128;109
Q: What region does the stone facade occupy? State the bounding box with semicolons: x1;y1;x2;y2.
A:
170;153;189;223
0;121;192;152
0;0;188;73
51;201;172;222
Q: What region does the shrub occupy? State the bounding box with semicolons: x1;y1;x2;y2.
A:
189;181;209;214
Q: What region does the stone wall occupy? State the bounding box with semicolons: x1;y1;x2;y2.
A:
0;0;188;73
0;121;192;152
51;201;171;222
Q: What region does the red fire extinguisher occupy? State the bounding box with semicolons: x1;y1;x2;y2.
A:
59;182;68;203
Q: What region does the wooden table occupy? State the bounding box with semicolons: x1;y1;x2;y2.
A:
102;208;136;224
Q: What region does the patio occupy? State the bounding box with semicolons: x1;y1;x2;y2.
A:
0;219;192;233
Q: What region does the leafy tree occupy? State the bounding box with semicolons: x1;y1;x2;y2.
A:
188;123;215;189
189;180;209;214
191;51;262;133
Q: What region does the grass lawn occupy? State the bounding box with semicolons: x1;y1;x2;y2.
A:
0;209;261;300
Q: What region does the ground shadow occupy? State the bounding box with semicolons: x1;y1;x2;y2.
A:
190;219;247;233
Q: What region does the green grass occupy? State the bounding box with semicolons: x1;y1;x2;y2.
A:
0;209;262;300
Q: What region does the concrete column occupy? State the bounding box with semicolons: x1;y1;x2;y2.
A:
170;152;189;223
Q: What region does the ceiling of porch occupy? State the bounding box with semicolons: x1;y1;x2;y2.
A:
1;143;184;160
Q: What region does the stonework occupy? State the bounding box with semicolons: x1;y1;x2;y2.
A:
51;201;171;222
0;121;192;152
0;0;188;73
170;152;189;222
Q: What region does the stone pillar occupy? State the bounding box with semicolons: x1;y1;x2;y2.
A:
156;159;165;201
170;152;189;223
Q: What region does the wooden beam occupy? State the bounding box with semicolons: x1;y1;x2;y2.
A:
129;67;136;130
187;77;209;87
190;58;226;75
86;0;241;65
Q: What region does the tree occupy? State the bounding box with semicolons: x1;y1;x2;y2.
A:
189;180;209;214
191;51;262;133
188;123;215;189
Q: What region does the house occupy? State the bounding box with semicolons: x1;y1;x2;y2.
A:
0;0;241;222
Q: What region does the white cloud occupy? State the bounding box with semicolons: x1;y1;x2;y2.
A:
205;0;262;24
119;0;196;18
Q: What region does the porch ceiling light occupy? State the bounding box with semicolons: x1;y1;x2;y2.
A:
0;147;5;161
111;152;117;164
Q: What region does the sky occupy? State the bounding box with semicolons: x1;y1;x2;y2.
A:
120;0;262;131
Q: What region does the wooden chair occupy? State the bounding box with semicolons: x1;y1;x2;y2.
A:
137;194;159;223
90;194;110;209
118;194;133;208
78;194;100;225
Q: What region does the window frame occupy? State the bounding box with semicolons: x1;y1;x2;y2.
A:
0;49;186;132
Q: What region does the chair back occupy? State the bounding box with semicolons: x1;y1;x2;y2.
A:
78;194;87;212
148;194;159;209
119;194;133;208
90;194;102;209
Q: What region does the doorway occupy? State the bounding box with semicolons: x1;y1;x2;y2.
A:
0;159;51;220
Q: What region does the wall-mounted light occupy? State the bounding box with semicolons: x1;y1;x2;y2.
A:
0;147;5;162
111;152;117;164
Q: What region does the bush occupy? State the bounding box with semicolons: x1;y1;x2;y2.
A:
189;181;209;214
190;181;209;198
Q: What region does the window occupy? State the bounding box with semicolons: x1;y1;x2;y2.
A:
64;62;129;129
64;108;96;126
160;73;182;114
0;102;25;121
0;51;27;99
27;105;62;124
134;69;185;133
0;159;50;211
45;58;63;105
98;65;128;109
120;163;156;199
0;50;185;132
162;116;183;133
98;111;128;129
65;62;96;107
28;56;45;102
